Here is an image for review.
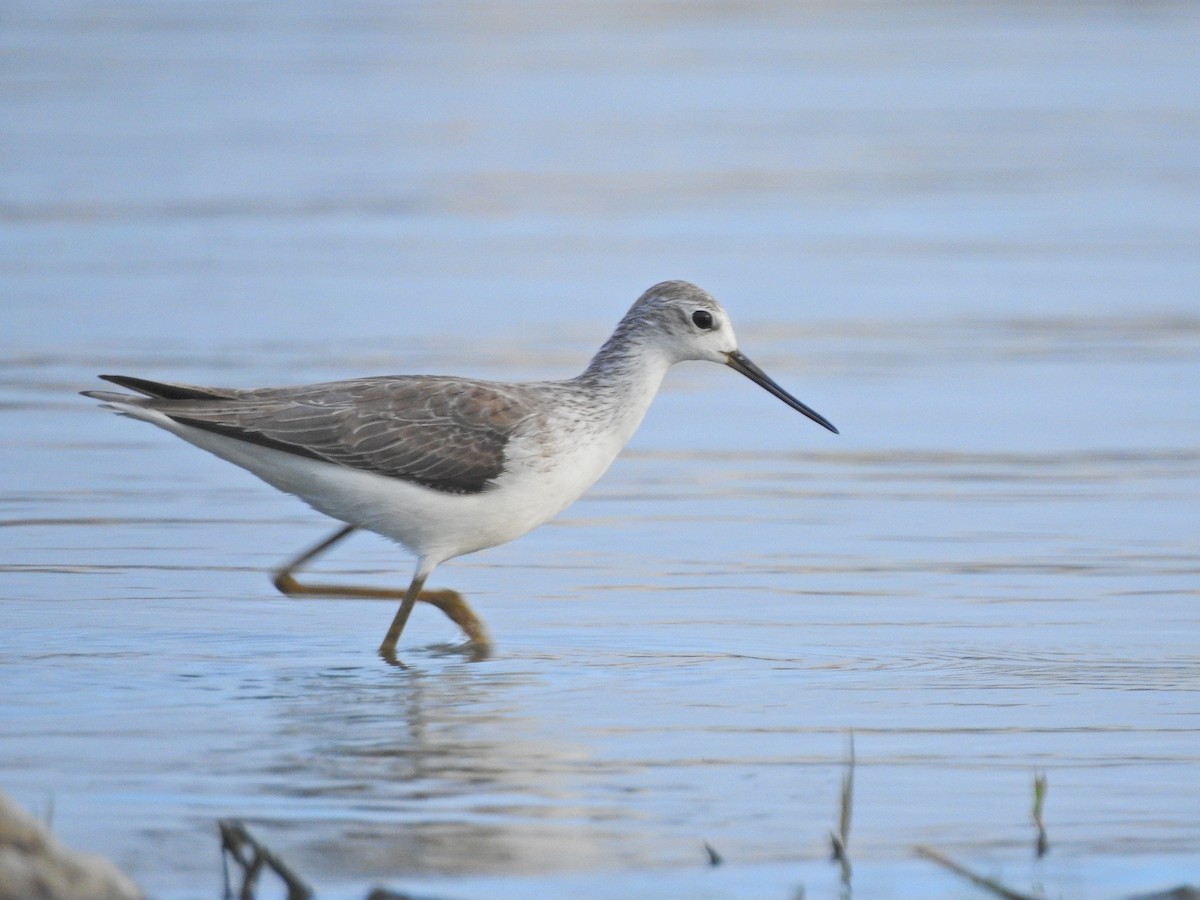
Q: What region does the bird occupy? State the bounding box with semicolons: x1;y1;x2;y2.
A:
83;280;838;660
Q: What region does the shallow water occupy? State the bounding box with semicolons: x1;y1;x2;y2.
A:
3;2;1199;898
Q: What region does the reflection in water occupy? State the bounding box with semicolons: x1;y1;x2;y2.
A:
257;661;615;878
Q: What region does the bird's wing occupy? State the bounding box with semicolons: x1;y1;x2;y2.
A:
121;376;538;494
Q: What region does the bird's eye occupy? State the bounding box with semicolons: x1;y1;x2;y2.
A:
692;310;714;330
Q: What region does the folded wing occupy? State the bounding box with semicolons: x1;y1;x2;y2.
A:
88;375;536;495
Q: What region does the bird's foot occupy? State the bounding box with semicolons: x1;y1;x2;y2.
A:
274;573;491;655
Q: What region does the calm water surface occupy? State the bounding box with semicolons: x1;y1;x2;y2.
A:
2;2;1199;898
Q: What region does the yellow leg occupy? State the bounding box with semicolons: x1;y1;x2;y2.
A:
271;525;491;652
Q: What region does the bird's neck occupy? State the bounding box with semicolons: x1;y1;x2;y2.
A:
575;332;673;439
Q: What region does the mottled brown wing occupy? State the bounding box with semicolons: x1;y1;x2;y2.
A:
151;376;536;494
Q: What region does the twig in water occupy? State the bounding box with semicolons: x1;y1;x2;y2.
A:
914;845;1039;900
1032;771;1048;858
367;885;463;900
828;732;854;890
219;819;312;900
42;791;55;831
1124;887;1200;900
366;889;426;900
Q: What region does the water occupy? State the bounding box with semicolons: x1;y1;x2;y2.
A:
2;2;1199;898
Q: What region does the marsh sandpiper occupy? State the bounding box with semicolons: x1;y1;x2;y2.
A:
84;281;837;660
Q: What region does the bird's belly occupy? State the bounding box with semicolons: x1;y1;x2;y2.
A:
385;427;626;561
165;416;618;566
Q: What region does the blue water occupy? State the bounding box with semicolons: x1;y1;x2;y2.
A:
2;2;1198;898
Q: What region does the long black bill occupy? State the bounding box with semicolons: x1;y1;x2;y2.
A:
725;350;839;434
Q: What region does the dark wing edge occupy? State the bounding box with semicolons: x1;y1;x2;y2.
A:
163;410;507;495
166;414;333;465
97;375;237;401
